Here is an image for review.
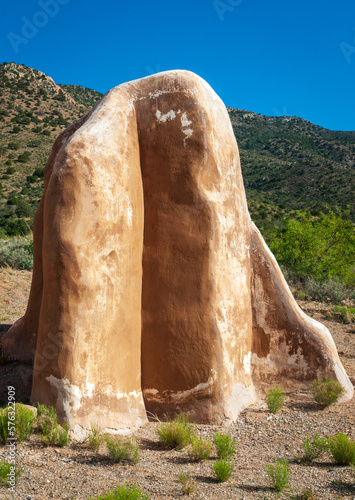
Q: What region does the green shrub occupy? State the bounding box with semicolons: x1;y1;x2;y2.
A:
269;210;355;287
328;433;355;465
304;276;349;303
187;436;211;462
33;166;45;177
15;198;33;217
28;140;40;148
0;403;35;445
17;152;31;163
294;433;328;463
15;404;36;442
265;459;290;492
265;386;286;414
213;432;236;459
5;219;32;237
105;435;140;464
156;412;195;450
332;306;354;324
37;404;70;447
56;424;70;447
310;378;343;407
0;459;21;485
178;473;196;495
88;422;103;452
0;236;33;269
212;458;234;482
88;484;149;500
0;407;9;444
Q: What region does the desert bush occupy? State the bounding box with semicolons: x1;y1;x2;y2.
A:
37;404;70;447
0;236;33;269
15;404;36;442
56;425;70;447
187;436;211;462
15;198;33;218
178;473;196;495
265;386;286;414
328;433;355;465
88;422;103;452
33;166;45;177
0;407;9;444
0;459;21;485
156;412;195;450
310;378;343;407
304;276;349;303
332;305;354;324
105;435;140;464
265;458;290;492
28;139;40;148
88;484;149;500
17;152;31;163
213;432;236;459
294;433;328;463
212;458;234;482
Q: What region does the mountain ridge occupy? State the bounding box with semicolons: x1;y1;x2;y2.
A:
0;62;354;239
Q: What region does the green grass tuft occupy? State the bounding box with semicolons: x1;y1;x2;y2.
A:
156;412;195;450
104;435;140;464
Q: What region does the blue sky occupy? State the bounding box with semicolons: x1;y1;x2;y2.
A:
1;0;355;130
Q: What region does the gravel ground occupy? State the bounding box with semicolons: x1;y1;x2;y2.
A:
0;272;354;499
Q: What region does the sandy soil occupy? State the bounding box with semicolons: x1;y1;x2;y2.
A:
0;268;354;499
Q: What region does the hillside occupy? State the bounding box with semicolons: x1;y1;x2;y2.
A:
0;62;103;237
229;109;355;226
0;62;354;240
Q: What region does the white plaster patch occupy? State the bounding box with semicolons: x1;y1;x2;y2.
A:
156;109;176;122
46;376;83;427
115;390;141;400
243;352;251;375
143;388;158;396
101;385;142;400
182;128;193;139
126;202;133;226
226;382;256;420
181;112;192;128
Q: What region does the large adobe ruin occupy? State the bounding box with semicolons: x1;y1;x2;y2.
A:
1;70;352;438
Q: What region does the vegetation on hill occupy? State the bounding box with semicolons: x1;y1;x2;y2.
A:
229;108;355;220
0;63;353;300
59;84;103;109
0;62;100;239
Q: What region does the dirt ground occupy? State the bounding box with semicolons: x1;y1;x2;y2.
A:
0;268;354;499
